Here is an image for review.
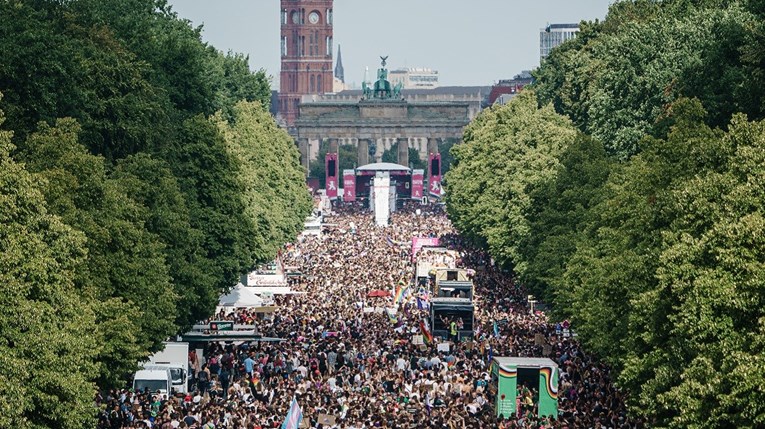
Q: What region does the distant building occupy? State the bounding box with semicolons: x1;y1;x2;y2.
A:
540;23;579;62
296;74;489;169
389;68;439;89
489;71;533;105
278;0;335;128
334;44;345;83
302;85;489;122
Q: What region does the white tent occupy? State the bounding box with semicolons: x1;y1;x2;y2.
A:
218;283;264;307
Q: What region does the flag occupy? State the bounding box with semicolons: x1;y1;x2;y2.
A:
281;397;302;429
387;310;398;325
420;320;434;344
385;236;395;248
394;285;409;305
493;321;499;338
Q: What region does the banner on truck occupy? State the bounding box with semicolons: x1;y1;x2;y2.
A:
412;237;440;261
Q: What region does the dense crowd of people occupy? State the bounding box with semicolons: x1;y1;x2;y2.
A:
97;201;644;429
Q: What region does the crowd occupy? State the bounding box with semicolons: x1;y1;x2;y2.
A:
97;202;645;429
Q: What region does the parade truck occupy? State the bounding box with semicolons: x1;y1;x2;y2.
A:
489;357;559;419
414;245;458;288
136;342;190;394
430;267;474;340
430;297;475;341
433;268;473;300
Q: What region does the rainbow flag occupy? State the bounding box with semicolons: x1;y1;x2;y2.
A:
419;320;433;344
394;285;409;305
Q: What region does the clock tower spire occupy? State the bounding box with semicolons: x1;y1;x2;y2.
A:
279;0;334;128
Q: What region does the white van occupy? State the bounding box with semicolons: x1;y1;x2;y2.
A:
133;368;173;395
145;342;190;393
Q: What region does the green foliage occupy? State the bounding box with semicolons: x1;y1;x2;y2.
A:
534;1;765;159
112;153;216;332
162;115;257;296
619;113;765;427
0;0;173;159
0;112;98;429
215;101;311;263
19;119;178;387
445;90;577;267
520;134;612;304
206;51;272;121
439;137;459;176
543;100;765;427
381;143;427;170
450;1;765;427
0;0;304;423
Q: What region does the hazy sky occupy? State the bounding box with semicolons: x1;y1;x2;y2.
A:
168;0;614;88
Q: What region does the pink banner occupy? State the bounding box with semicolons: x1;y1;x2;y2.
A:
343;169;356;202
325;153;338;199
412;237;440;261
411;169;424;200
428;153;442;198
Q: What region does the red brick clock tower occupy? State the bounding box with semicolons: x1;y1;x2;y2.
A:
279;0;334;127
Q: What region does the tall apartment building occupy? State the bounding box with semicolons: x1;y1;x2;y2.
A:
540;23;579;62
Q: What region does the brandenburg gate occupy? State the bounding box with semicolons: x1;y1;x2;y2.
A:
293;56;471;170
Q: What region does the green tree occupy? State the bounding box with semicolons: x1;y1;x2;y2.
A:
19;118;177;387
520;134;612;304
381;143;426;170
618;111;765;427
162;115;257;294
0;0;173;159
534;1;764;159
446;90;577;269
0;109;99;429
112;153;216;331
214;101;311;262
439;137;459;176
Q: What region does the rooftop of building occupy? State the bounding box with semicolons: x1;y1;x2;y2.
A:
544;23;580;31
389;68;438;74
333;86;491;97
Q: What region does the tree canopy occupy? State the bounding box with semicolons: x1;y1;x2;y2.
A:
446;1;765;426
0;0;309;426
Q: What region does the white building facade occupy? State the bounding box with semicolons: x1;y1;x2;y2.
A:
540;23;580;62
389;68;439;89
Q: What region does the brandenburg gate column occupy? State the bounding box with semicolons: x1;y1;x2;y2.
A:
427;137;439;157
298;138;309;176
397;137;409;167
328;138;339;155
427;137;441;185
357;138;370;167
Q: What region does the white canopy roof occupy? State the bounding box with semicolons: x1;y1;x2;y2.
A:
218;283;264;307
356;162;411;172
